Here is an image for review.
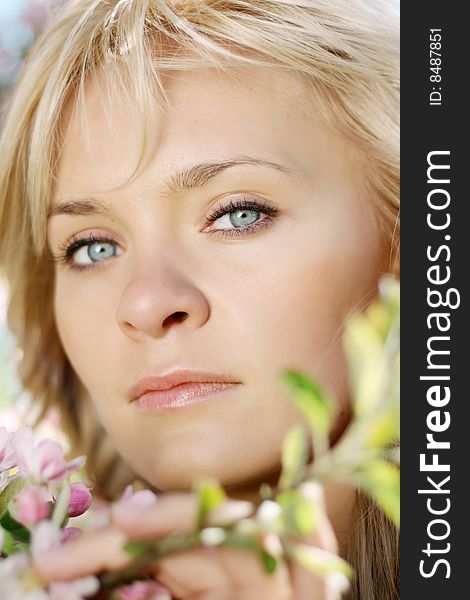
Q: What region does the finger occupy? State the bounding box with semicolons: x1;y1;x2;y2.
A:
149;547;231;599
290;482;343;600
112;493;253;539
186;576;291;600
186;591;232;600
141;541;289;599
33;526;130;581
111;493;198;538
153;546;275;597
154;545;291;600
119;494;287;598
215;545;283;587
217;546;292;600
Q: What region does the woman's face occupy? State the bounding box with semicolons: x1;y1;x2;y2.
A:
48;65;386;494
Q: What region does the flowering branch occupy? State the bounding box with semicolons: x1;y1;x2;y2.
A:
0;276;400;600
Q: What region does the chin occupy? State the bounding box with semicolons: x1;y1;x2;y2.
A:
140;452;282;496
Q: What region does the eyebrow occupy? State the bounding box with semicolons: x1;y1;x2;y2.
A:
48;156;295;219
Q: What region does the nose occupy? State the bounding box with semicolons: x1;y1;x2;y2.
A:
116;262;210;341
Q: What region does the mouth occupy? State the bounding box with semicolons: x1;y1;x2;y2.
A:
128;369;242;413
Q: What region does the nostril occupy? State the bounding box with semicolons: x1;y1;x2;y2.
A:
173;311;188;322
162;311;188;327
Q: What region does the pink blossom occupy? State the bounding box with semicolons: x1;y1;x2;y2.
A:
0;550;98;600
0;426;16;471
30;523;99;597
68;483;92;517
12;428;85;482
14;485;51;526
30;520;61;557
48;576;100;600
118;580;172;600
0;552;49;600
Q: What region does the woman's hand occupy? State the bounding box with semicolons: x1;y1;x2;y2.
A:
33;483;344;600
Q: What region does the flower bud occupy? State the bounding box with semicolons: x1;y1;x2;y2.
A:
68;483;92;517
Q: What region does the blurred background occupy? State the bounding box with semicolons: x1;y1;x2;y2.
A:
0;0;52;96
1;0;55;430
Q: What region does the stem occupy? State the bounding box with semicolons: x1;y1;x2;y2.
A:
99;532;200;589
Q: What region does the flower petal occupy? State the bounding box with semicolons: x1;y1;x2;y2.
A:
31;520;62;556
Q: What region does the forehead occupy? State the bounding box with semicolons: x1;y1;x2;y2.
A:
54;63;342;201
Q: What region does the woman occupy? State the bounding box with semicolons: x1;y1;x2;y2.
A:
0;0;399;598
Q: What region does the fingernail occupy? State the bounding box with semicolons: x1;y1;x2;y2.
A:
208;500;254;525
113;489;158;519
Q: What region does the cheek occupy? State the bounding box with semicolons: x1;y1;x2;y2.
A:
226;213;383;414
231;241;378;368
53;278;115;395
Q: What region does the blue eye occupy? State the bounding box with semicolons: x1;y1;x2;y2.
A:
79;241;117;263
51;233;121;272
228;208;261;228
69;237;119;267
206;197;279;236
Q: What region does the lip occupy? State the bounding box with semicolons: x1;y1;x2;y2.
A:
128;369;242;412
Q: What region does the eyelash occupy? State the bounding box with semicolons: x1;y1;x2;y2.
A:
50;197;279;272
206;197;279;238
50;232;117;273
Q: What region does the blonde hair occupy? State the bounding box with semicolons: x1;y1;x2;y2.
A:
0;1;399;598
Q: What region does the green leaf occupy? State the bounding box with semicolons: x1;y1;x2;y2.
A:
9;525;30;544
194;478;226;530
344;316;384;417
0;477;28;519
0;509;22;531
259;549;277;573
276;489;317;537
1;527;15;556
224;531;277;574
355;460;400;527
0;522;30;555
287;542;353;579
279;425;308;490
280;371;334;442
364;407;400;449
344;277;400;420
365;302;393;342
10;541;29;554
0;510;30;544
